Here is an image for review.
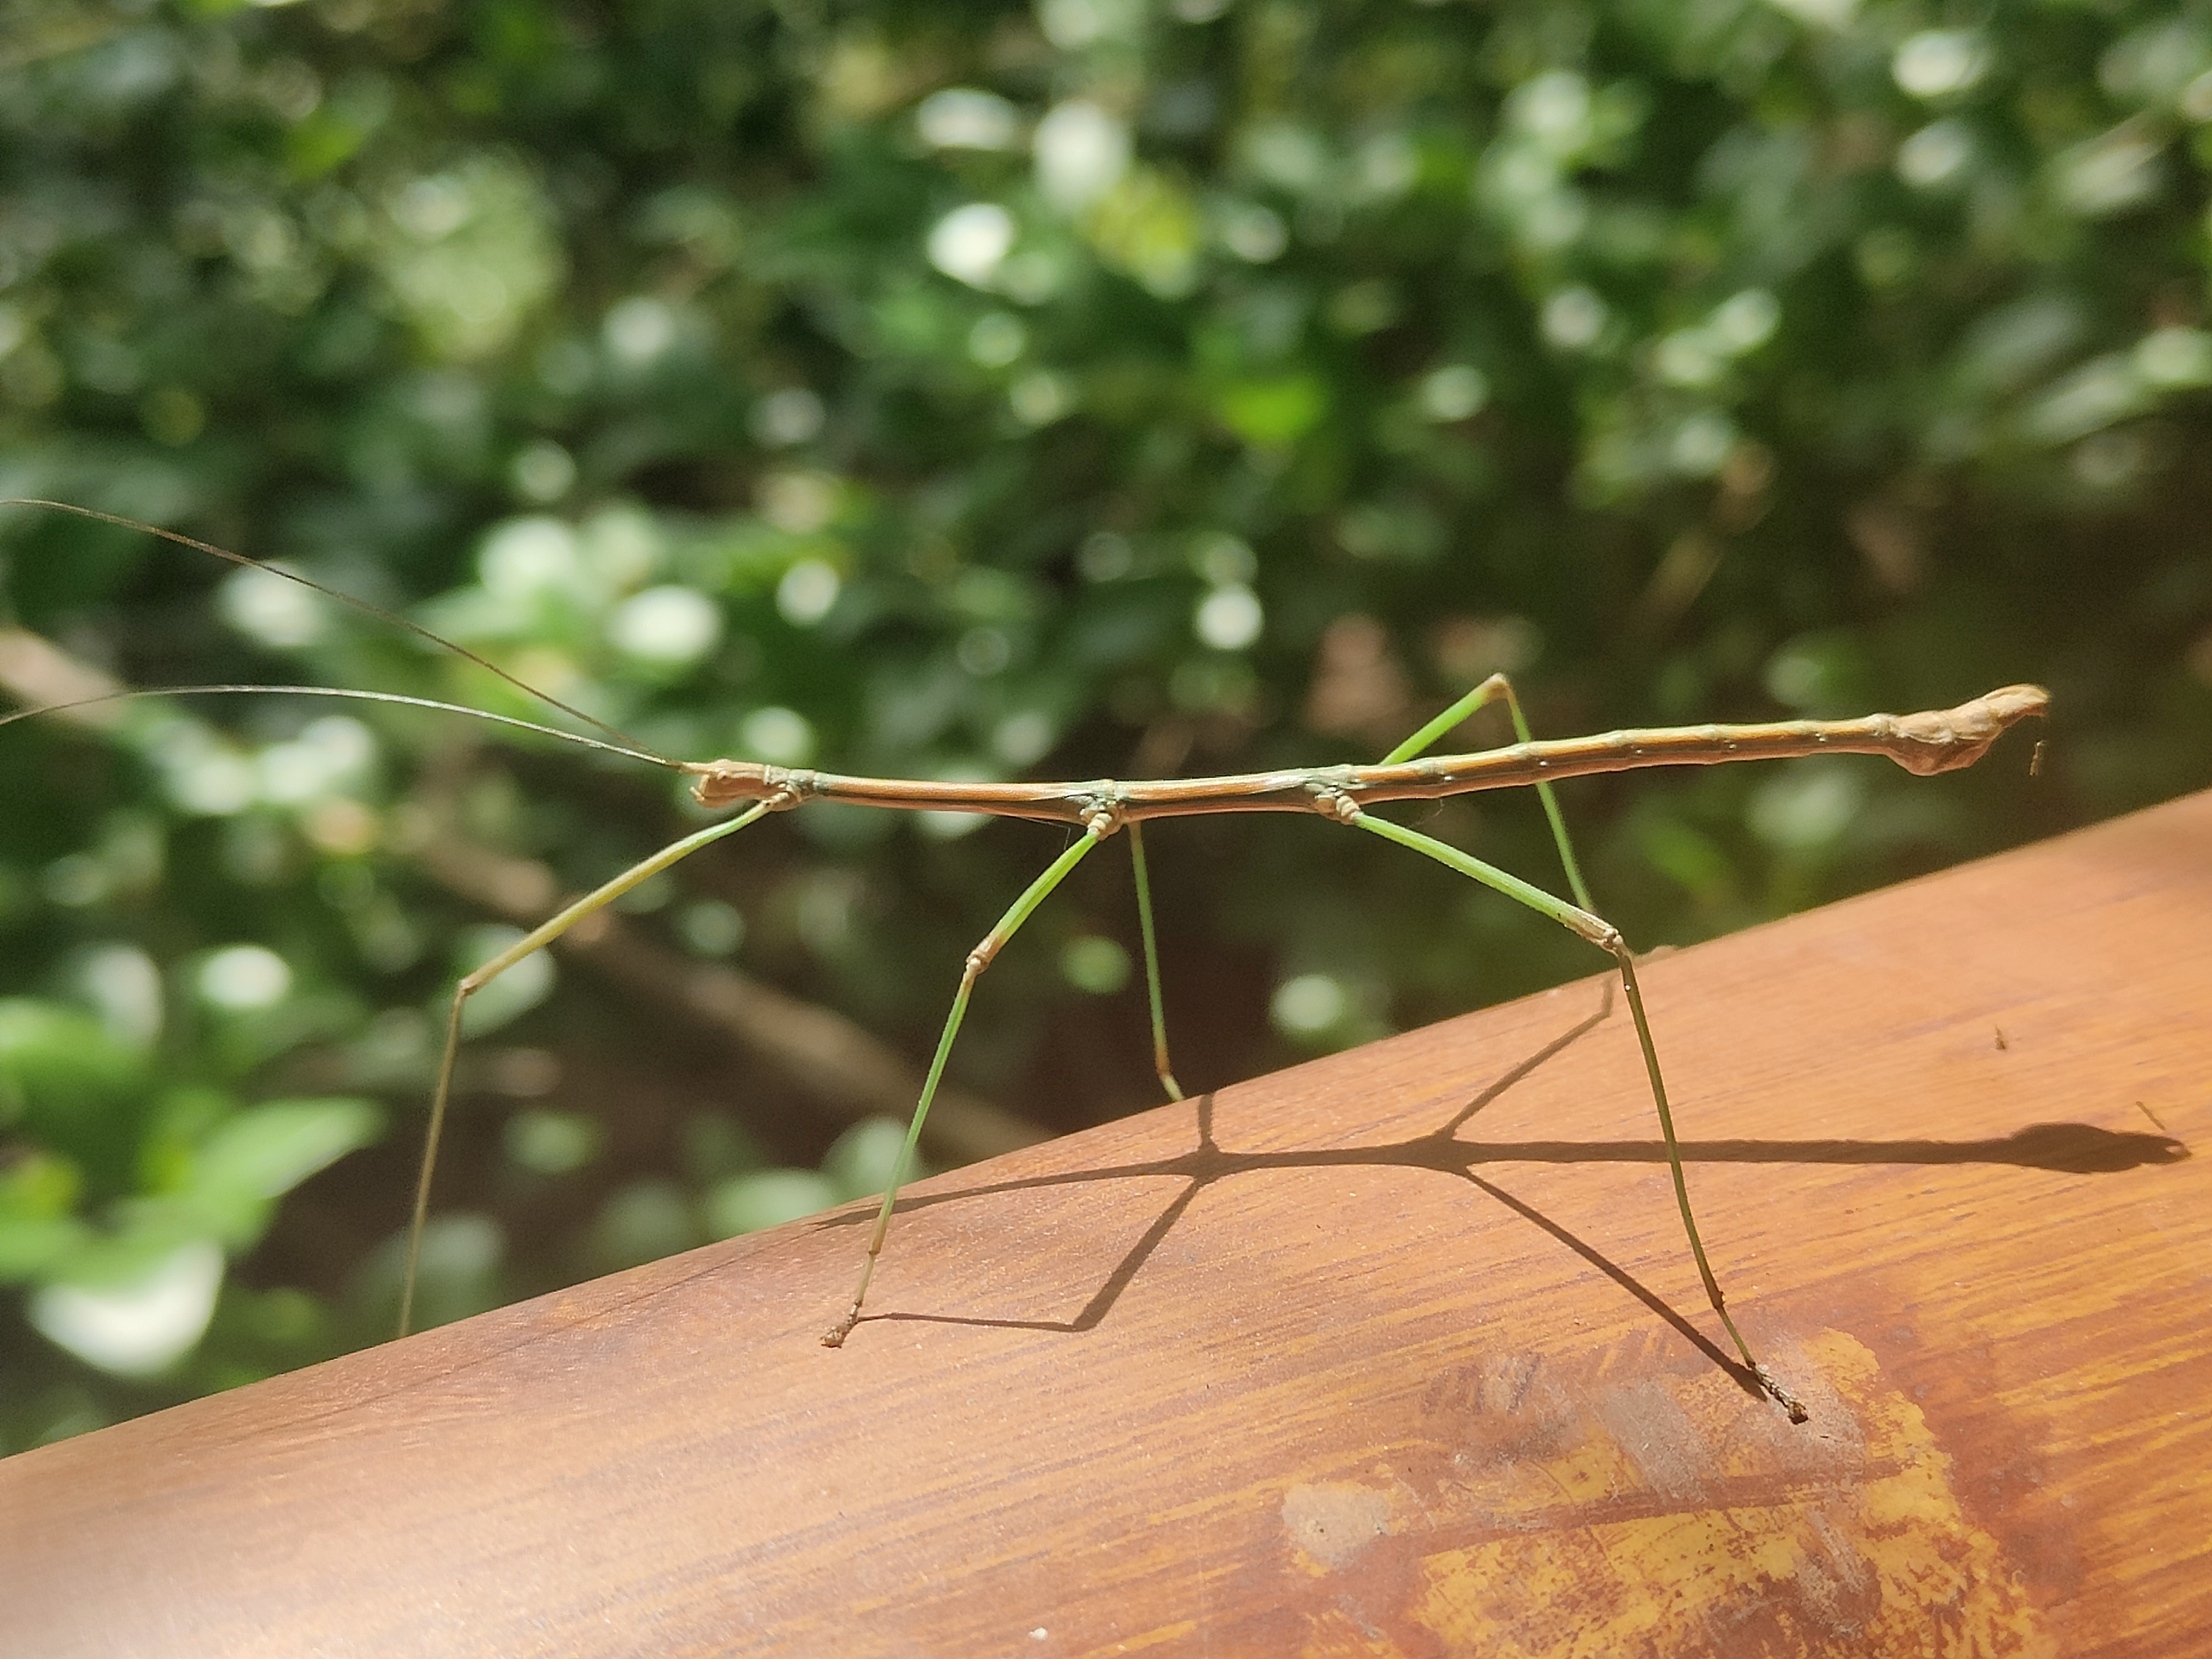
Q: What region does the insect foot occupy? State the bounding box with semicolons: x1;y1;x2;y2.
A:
1752;1365;1811;1424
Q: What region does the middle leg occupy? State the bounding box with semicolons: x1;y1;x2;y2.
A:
822;818;1114;1346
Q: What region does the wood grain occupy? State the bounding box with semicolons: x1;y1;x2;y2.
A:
2;791;2206;1658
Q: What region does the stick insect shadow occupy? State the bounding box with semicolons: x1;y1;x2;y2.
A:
812;992;2188;1404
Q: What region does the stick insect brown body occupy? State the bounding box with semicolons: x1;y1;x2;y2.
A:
0;497;2049;1426
690;689;2048;822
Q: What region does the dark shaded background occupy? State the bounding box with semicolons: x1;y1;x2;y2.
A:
1;0;2206;1447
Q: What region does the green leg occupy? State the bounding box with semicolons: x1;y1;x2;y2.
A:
1347;807;1807;1421
399;798;779;1338
1128;821;1184;1102
822;822;1111;1347
1382;672;1592;914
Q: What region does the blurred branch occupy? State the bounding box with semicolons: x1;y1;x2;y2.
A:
408;801;1051;1166
0;3;129;75
0;628;127;728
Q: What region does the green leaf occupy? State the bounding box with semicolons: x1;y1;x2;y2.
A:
0;1215;93;1283
193;1097;385;1205
0;1148;80;1219
822;1117;921;1202
702;1170;839;1238
0;1150;88;1283
0;1001;154;1191
0;1002;150;1116
1215;374;1328;447
135;1098;383;1252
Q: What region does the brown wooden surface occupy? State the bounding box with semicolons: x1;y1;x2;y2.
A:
3;792;2207;1658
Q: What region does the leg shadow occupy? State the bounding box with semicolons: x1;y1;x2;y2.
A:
818;985;2187;1392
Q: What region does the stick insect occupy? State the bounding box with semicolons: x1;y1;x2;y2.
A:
0;502;2047;1421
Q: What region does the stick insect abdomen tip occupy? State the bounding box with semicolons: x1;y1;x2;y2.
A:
1887;683;2051;775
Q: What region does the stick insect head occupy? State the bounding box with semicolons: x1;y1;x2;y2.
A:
687;758;802;810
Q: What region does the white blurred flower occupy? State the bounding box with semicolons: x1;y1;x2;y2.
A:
740;706;814;765
757;470;839;533
1010;370;1075;425
928;203;1017;287
956;626;1011;675
1541;286;1608;349
581;504;662;586
1190;532;1256;586
609;586;723;666
917;88;1021;151
1893;30;1990;99
1035;101;1130;212
509;440;575;502
1710;288;1781;352
2053;127;2164;217
258;715;375;805
480;516;585;602
750;387;825;447
1655;332;1724;388
218;563;327;649
1750;767;1865;851
1419;365;1488;421
968;312;1028;367
161;729;257;817
776;560;841;626
1195;584;1264;650
603;296;677;365
1061;935;1130;994
198;944;293;1011
992;710;1056;765
1238;122;1327;192
75;943;163;1048
678;900;746;957
1272;973;1347;1036
1218;201;1287;262
1038;0;1139;50
1897;122;1974;189
1670;412;1738;476
1508;71;1591;151
1357;131;1419;198
2135;326;2212;388
1764;0;1858;29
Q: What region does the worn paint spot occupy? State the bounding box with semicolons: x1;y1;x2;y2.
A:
1594;1380;1710;1504
1287;1331;2053;1658
1283;1482;1393;1572
1422;1332;2048;1656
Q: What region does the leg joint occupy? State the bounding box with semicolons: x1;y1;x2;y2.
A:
1069;791;1128;838
1304;781;1363;823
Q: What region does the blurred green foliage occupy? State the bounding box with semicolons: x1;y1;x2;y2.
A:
2;0;2208;1448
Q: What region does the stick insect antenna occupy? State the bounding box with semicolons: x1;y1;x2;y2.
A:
0;498;668;762
0;681;689;772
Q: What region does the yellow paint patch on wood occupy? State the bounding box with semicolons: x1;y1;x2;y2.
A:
1384;1331;2052;1657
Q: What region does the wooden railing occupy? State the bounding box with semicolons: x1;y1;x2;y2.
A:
4;792;2207;1657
